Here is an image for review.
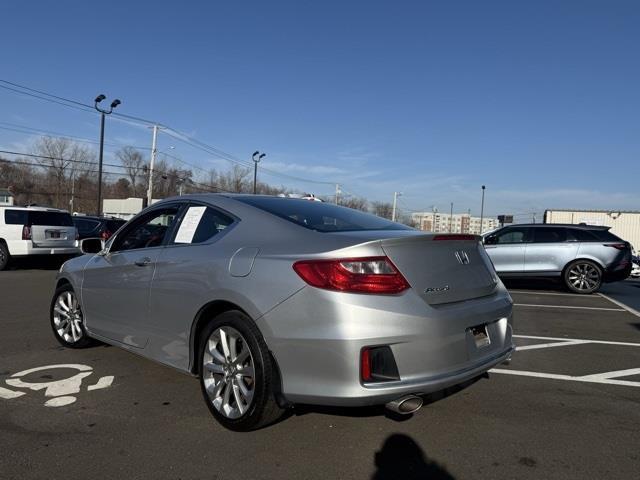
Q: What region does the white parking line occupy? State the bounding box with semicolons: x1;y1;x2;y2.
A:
598;293;640;318
509;290;599;297
514;303;625;312
516;340;591;351
514;334;640;348
490;368;640;388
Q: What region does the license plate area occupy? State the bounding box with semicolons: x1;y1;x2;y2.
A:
47;230;62;239
468;323;491;348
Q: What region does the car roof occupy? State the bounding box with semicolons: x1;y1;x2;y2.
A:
503;223;610;230
72;215;126;221
0;206;69;213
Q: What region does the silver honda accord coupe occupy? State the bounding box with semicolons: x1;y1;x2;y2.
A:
51;194;514;431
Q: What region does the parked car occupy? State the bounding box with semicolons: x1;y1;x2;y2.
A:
52;194;514;431
0;206;79;270
631;255;640;279
483;224;632;293
72;215;126;244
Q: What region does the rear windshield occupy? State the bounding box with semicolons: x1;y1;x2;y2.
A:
4;210;73;226
235;196;412;232
106;220;126;232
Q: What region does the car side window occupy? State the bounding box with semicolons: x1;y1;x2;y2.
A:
533;227;567;243
75;218;100;235
496;228;529;244
110;206;181;252
172;206;234;244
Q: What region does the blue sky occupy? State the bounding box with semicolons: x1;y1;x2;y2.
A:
1;0;639;219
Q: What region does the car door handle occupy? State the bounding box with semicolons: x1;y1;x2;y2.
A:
134;257;152;267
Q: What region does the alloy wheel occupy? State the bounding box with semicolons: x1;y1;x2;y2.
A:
52;290;84;343
202;326;255;419
568;263;600;292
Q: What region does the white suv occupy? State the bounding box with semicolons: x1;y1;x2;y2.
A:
0;206;79;270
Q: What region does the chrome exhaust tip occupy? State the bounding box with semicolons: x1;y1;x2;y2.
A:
385;395;423;415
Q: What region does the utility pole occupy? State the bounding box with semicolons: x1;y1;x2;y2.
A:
69;168;75;213
449;202;454;232
146;125;159;207
479;185;486;235
432;206;437;232
392;192;402;222
94;94;121;216
335;184;341;205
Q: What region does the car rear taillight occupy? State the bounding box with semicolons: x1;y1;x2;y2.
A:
101;230;112;241
605;243;628;250
21;225;31;240
433;234;476;241
75;228;79;241
292;256;410;294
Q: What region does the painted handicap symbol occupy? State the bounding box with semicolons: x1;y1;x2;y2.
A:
0;364;114;407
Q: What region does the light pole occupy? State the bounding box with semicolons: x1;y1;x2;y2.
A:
479;185;486;234
392;192;402;222
94;94;121;216
252;151;266;194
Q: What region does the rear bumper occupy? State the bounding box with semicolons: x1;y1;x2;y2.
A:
11;244;79;256
258;284;514;407
603;262;632;283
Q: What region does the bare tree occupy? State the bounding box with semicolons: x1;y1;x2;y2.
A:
371;201;393;220
116;147;146;197
340;196;369;212
32;137;95;209
218;165;251;193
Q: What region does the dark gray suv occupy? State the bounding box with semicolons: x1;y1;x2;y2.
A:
484;224;632;294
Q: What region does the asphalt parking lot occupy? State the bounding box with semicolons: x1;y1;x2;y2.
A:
1;265;639;480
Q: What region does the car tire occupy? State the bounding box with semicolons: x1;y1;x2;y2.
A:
563;260;602;294
0;242;9;271
198;310;283;431
50;284;95;348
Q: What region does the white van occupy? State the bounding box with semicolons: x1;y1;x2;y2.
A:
0;206;79;270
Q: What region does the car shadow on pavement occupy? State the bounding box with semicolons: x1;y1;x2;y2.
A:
5;256;75;271
501;278;567;292
371;434;455;480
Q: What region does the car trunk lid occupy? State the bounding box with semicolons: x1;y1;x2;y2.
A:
381;234;498;305
28;211;76;248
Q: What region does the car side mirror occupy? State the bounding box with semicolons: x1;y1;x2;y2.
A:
80;238;103;255
484;235;497;245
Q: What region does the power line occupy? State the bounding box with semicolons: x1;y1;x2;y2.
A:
1;79;346;189
0;122;150;151
0;149;235;194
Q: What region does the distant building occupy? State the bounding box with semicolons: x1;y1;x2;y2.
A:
0;188;14;206
545;209;640;252
102;197;160;220
411;212;499;234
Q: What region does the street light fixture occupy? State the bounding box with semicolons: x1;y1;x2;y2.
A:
252;151;266;194
94;94;121;216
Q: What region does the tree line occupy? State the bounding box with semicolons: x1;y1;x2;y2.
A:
0;136;413;224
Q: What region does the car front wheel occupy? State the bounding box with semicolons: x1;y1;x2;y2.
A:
564;260;602;294
198;310;283;431
50;284;94;348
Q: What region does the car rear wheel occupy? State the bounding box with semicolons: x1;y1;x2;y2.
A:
198;310;283;431
50;284;94;348
564;260;602;294
0;242;9;271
